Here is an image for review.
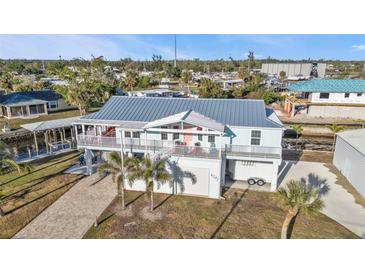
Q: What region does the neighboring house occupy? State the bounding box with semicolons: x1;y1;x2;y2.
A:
0;90;72;119
127;89;184;98
333;129;365;199
219;79;243;91
73;97;284;199
285;80;365;119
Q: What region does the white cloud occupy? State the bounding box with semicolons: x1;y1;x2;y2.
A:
352;44;365;50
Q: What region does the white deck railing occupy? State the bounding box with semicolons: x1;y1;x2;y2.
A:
76;135;281;159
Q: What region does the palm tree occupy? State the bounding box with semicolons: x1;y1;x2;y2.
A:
125;155;171;211
98;151;130;210
124;70;139;91
290;124;303;150
274;180;324;239
0;141;21;174
328;123;346;151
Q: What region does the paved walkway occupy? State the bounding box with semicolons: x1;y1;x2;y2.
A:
279;161;365;238
13;174;115;239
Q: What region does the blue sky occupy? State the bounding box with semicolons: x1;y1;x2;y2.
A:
0;34;365;61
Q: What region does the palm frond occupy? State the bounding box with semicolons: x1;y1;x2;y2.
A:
274;179;324;216
1;159;21;173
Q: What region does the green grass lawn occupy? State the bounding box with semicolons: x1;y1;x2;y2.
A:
0;151;83;238
84;189;358;239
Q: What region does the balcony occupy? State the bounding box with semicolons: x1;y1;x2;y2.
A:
225;145;282;159
76;135;281;160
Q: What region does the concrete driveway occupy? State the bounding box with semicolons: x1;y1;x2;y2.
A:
278;161;365;238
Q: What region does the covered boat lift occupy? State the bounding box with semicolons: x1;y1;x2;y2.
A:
18;117;80;162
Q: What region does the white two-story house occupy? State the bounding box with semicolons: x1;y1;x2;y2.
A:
73;97;284;199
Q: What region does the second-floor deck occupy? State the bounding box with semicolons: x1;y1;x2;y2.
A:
76;135;282;160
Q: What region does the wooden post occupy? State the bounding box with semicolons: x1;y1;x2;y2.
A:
33;132;39;156
44;131;49;153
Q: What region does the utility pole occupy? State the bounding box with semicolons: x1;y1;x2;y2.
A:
174;34;177;68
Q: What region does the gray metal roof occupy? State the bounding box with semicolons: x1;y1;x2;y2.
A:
82;96;282;128
21;117;80;132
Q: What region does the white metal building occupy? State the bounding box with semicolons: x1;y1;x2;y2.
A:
333;129;365;198
261;63;326;78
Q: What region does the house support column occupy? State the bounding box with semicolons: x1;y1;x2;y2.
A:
270;162;279;192
33;132;39;156
44;131;49;153
85;148;93;176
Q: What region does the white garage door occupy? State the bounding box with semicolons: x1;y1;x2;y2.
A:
176;167;210;197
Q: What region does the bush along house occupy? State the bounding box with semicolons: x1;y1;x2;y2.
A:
73;96;284;199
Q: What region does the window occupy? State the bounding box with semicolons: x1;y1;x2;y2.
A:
124;131;131;138
10;106;22;117
208;135;215;143
319;93;330;99
48;101;58;109
357;93;363;97
132;132;140;138
198;134;203;141
344;93;350;98
161;126;168;140
172;125;180;140
29;104;45;115
2;106;8;117
251;130;261;146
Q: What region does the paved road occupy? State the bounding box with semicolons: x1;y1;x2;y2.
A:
278;161;365;238
13;174;115;239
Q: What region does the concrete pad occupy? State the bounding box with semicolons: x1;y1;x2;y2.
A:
279;161;365;238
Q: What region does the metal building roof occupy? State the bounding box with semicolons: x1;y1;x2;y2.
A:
288;80;365;93
82;96;282;128
337;129;365;156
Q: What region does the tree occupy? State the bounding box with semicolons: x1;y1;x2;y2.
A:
124;70;139;91
247;51;255;71
328;124;346;151
0;72;14;93
290;124;303;150
279;71;286;80
166;64;181;79
98;151;129;210
125;155;171;211
245;74;263;93
152;54;163;71
232;86;243;98
180;70;193;94
0;141;21;175
274;180;324;239
199;78;227;98
55;81;89;115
